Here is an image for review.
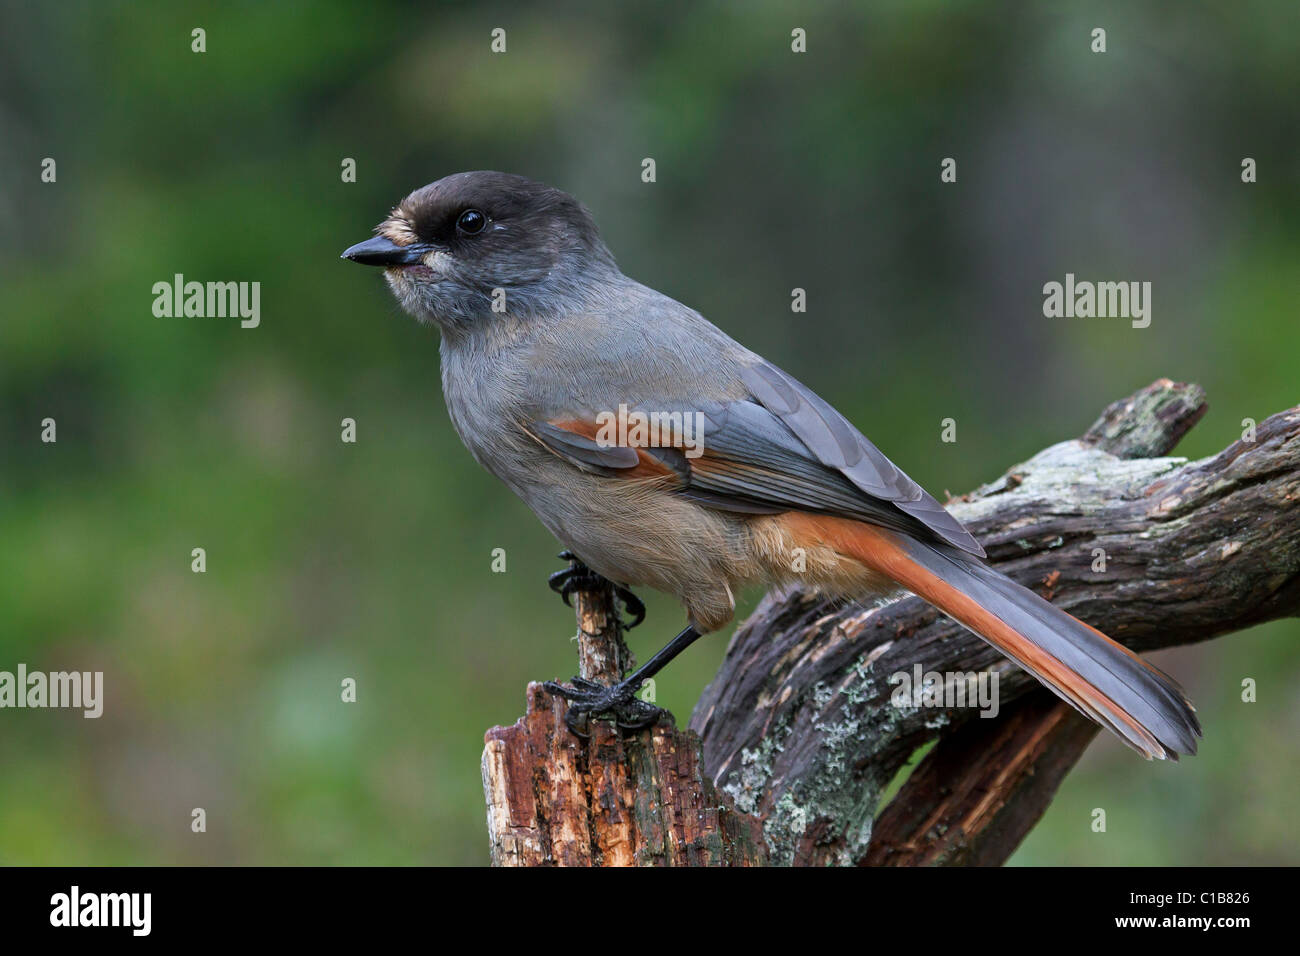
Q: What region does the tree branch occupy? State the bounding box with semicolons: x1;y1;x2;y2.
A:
690;380;1300;865
484;380;1300;865
482;574;766;865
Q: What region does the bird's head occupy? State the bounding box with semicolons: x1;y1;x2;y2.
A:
342;171;617;332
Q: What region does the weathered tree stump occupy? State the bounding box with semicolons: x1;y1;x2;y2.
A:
483;380;1300;866
482;575;766;865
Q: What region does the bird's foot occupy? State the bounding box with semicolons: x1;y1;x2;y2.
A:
542;675;666;738
547;550;645;630
547;551;604;604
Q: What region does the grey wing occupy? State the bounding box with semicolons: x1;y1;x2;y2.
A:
526;364;984;557
738;360;984;556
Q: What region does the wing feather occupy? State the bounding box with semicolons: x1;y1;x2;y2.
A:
527;364;983;557
740;361;984;556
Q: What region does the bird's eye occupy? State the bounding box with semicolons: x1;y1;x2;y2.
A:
456;209;487;235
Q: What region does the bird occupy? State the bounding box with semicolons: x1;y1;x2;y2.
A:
342;171;1200;759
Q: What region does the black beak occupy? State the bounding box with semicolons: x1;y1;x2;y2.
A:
340;235;429;266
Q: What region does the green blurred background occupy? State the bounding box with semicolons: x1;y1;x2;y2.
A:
1;0;1296;865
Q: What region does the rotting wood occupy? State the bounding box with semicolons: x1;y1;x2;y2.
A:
484;380;1300;865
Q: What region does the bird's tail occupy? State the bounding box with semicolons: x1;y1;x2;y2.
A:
796;515;1201;759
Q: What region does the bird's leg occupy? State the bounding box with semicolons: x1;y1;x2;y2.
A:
547;550;645;630
544;624;703;737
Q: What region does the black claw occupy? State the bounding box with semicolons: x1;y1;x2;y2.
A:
613;585;646;630
546;567;577;606
565;709;589;737
547;553;646;631
543;676;667;737
547;561;604;609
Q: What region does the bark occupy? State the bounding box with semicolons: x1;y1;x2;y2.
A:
482;578;766;865
484;380;1300;866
